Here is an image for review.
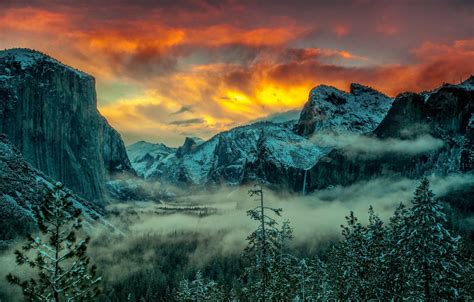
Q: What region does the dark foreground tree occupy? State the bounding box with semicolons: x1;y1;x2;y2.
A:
398;177;465;300
6;183;101;301
241;185;283;301
327;177;471;301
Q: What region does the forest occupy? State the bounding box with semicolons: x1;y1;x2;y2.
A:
1;178;473;301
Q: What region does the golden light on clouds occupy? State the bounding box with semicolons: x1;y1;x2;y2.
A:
0;1;473;146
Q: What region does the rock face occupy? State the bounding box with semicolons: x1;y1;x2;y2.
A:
128;122;327;191
101;116;134;175
307;78;474;191
0;48;133;203
0;134;102;245
127;141;177;179
294;83;393;136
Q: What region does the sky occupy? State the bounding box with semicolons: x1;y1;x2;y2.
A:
0;0;473;146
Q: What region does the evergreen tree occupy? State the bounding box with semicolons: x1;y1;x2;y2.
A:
385;202;410;299
328;211;368;300
6;183;101;302
364;206;388;300
176;271;223;302
242;185;282;301
269;220;297;301
293;257;329;301
398;177;464;300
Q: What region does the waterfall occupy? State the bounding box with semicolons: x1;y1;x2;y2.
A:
302;169;308;195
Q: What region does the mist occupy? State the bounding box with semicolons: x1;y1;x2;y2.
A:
1;173;472;300
96;174;474;265
310;132;445;155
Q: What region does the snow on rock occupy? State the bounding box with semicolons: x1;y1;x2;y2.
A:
308;80;474;191
126;83;395;191
127;122;327;190
0;48;88;78
294;83;393;136
127;141;177;178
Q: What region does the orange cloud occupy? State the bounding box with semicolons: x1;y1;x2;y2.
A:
333;24;350;37
185;24;307;46
0;4;472;146
0;8;68;32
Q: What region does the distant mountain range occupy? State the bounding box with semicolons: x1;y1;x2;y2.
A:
126;78;473;195
0;48;473;242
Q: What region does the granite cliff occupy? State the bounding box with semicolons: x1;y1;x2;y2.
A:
0;48;133;203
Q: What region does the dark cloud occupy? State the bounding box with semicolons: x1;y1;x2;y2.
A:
170;118;206;126
171;105;193;115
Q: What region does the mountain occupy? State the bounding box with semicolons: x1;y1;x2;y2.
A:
0;134;103;246
127;122;325;191
127;140;178;179
294;83;393;136
0;48;133;203
125;79;472;197
307;78;474;193
126;83;394;190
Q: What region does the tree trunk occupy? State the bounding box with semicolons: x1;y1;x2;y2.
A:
423;261;431;302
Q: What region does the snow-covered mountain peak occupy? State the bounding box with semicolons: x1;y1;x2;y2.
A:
309;84;345;105
0;48;89;78
349;83;386;97
127;141;177;178
295;83;393;136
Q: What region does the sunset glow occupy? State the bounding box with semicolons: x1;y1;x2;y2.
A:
1;0;473;146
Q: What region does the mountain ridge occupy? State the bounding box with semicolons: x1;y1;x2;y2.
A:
126;78;473;194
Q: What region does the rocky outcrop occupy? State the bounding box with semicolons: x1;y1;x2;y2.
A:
176;137;204;158
294;83;393;136
307;79;474;191
127;141;177;179
127;122;327;191
0;134;102;245
0;48;133;203
101;116;134;175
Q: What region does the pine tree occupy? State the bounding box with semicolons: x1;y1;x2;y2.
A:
398;177;464;300
269;220;297;301
242;185;283;301
293;258;330;301
364;206;388;300
327;211;368;300
6;183;101;302
385;202;410;299
176;271;223;302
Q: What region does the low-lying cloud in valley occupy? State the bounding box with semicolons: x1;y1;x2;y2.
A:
101;174;474;260
311;133;445;155
1;174;472;299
